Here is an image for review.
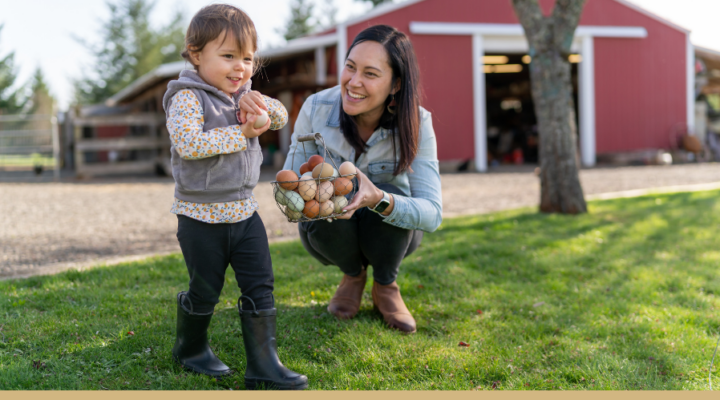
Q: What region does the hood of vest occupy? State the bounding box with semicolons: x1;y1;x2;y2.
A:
162;69;252;112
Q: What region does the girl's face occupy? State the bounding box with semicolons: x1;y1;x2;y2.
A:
188;30;254;96
340;41;398;120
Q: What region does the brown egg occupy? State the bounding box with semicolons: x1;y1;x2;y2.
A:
303;200;320;218
299;162;311;175
315;181;334;203
333;177;353;196
307;155;324;170
312;162;334;179
338;161;357;178
319;201;334;217
297;175;317;201
276;170;299;190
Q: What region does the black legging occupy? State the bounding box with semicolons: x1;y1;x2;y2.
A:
176;212;275;314
298;184;423;285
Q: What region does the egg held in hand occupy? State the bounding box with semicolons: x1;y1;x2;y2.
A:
250;110;269;129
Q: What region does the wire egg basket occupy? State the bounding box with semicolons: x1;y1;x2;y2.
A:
271;132;357;223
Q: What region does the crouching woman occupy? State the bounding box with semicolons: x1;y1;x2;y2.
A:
283;25;442;333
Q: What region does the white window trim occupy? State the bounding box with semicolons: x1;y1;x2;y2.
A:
409;22;648;171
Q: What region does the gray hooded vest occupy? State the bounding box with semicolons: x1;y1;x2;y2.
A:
162;70;261;203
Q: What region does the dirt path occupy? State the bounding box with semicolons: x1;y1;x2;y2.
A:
2;163;720;279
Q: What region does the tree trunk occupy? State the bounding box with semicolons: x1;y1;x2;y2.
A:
512;0;588;214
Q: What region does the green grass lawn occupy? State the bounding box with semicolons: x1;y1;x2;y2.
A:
2;190;720;390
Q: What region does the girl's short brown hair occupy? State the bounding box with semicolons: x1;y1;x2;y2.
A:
182;4;259;72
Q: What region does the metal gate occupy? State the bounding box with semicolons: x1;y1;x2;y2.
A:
0;114;60;181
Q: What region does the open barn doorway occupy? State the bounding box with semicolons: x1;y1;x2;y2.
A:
484;53;580;167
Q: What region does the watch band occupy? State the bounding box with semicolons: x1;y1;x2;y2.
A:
371;190;391;214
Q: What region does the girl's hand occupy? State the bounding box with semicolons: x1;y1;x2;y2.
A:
241;112;271;139
335;169;385;220
238;91;269;124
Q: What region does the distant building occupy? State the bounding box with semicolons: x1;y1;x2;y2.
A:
70;0;704;175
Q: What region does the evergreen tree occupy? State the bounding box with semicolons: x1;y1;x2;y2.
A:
26;67;55;116
283;0;316;41
355;0;393;7
0;25;25;114
73;0;186;104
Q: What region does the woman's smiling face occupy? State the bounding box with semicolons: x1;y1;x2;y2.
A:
340;41;398;120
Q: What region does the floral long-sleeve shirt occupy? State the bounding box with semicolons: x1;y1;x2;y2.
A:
167;89;288;223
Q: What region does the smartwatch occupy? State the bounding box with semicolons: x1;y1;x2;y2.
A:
371;190;391;214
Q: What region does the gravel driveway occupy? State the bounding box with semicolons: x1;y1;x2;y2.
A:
2;163;720;279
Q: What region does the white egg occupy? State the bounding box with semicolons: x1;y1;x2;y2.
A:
332;196;348;214
252;110;269;128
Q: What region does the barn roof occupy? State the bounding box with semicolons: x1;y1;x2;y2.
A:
106;0;693;107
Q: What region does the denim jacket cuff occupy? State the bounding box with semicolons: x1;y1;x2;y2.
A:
382;194;409;228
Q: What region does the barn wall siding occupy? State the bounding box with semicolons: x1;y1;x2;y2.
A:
344;0;687;161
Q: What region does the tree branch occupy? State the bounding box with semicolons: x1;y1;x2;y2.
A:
511;0;545;51
551;0;587;51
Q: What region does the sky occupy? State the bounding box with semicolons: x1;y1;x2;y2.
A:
2;0;720;110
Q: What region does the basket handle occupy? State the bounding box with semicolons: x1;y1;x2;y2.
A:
297;132;321;142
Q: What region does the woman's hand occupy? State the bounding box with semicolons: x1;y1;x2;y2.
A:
335;169;387;220
241;113;271;139
238;90;269;124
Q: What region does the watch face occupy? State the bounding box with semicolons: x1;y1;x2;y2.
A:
374;200;390;213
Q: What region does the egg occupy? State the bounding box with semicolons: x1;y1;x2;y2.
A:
276;170;299;190
319;201;334;217
331;168;339;178
333;177;353;196
303;200;320;218
312;162;334;179
301;171;314;180
297;175;317;201
285;190;305;213
339;161;357;178
274;185;289;206
332;196;348;214
315;180;334;203
252;110;269;128
299;162;311;175
307;154;324;170
286;208;302;221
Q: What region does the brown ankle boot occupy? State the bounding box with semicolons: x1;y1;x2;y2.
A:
327;269;367;319
371;281;416;333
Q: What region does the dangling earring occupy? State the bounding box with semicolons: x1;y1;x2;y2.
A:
387;94;397;115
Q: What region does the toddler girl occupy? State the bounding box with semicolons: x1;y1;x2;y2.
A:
162;4;306;390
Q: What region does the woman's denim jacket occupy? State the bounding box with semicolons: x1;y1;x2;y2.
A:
283;86;442;233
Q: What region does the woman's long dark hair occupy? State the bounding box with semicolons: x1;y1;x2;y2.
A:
339;25;421;175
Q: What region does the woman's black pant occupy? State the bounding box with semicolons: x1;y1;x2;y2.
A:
176;212;274;314
298;184;423;285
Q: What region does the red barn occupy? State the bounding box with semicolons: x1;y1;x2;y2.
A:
254;0;692;171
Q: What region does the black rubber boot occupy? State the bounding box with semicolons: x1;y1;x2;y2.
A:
238;296;308;390
172;292;232;377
